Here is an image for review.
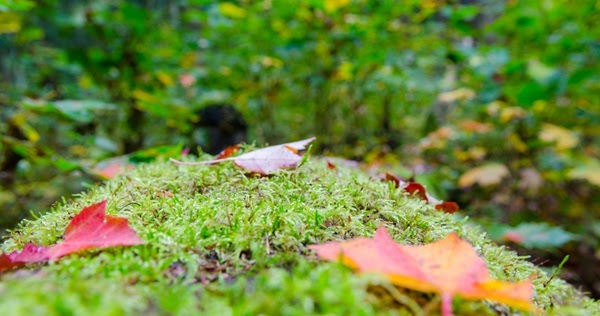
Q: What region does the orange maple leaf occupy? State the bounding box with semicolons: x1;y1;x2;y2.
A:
309;226;533;316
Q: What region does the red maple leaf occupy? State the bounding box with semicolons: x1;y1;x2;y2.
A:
0;200;142;272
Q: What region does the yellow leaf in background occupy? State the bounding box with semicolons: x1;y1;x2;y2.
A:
458;163;509;188
218;2;246;19
78;74;93;89
485;101;504;116
324;0;351;13
437;88;475;103
539;123;579;151
421;126;455;150
334;61;354;81
500;106;526;123
569;160;600;187
508;133;528;153
260;56;284;68
180;52;196;69
469;147;487;160
11;114;40;143
454;147;487;162
132;90;159;103
156;72;174;87
0;12;22;34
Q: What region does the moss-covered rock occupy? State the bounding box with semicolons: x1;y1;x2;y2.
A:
0;154;597;315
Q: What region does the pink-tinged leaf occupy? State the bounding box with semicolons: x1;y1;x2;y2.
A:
0;200;143;273
179;73;196;87
9;243;50;263
0;253;21;272
502;231;525;244
48;200;142;259
92;161;135;179
309;227;533;316
171;137;316;175
0;243;50;272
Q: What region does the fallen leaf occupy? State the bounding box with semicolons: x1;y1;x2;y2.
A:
155;190;174;198
437;88;475;103
458;120;492;133
0;201;142;272
502;232;525;244
404;182;428;202
458;163;509;188
539;123;579;151
0;243;49;272
218;2;246;18
324;157;360;169
519;168;543;191
48;201;143;259
216;143;241;159
179;73;196;87
421;126;455;149
309;227;533;315
382;172;405;188
499;223;575;249
324;0;351;13
380;176;458;212
500;106;526;123
435;202;459;214
568;159;600;187
170;137;315;175
92;161;135;179
90;156;136;180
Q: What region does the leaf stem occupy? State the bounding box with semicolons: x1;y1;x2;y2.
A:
169;157;236;165
381;283;423;316
441;293;453;316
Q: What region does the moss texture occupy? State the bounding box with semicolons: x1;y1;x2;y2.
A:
0;151;598;315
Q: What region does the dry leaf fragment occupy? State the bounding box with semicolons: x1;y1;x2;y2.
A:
458;163;509;188
435;201;459;214
309;226;533;316
458;120;492;133
381;175;459;213
216;144;241;159
171;137;315;175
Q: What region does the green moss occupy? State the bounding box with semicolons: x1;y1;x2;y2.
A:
1;152;598;315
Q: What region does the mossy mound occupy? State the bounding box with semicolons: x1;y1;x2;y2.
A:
0;154;597;315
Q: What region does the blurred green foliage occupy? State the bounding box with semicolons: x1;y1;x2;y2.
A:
0;0;599;294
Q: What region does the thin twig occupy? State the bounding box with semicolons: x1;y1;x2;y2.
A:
381;283;423;316
117;202;141;213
